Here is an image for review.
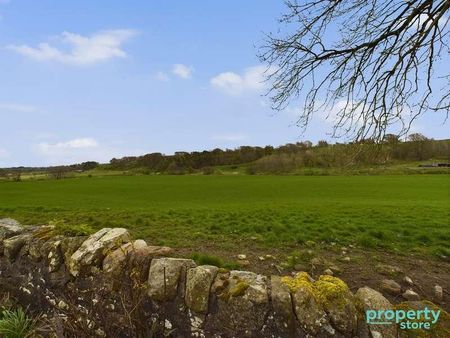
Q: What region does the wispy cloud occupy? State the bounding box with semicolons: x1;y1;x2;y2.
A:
0;103;38;113
7;29;137;65
155;71;170;82
34;137;100;165
172;63;193;79
210;65;269;95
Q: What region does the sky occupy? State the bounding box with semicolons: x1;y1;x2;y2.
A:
0;0;448;167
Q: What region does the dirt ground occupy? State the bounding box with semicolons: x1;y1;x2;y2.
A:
174;242;449;312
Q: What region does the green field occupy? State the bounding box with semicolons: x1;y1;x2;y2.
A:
0;175;448;258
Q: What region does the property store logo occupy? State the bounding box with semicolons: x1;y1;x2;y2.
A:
366;307;441;330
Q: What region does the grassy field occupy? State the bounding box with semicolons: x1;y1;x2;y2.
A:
0;175;448;259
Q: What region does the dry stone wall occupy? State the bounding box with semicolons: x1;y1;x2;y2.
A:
0;218;447;337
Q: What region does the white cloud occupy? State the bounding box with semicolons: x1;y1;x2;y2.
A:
7;29;137;65
0;103;38;113
172;64;193;79
155;71;169;82
37;138;98;154
397;13;449;32
210;65;269;95
33;137;144;165
211;133;247;142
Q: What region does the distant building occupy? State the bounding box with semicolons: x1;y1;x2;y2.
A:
418;163;449;168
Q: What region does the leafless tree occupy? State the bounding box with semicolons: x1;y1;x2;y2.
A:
259;0;450;141
48;166;70;180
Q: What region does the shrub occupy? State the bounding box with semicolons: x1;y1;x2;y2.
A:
202;166;215;175
245;166;257;175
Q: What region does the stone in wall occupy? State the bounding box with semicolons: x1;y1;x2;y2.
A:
292;280;330;335
282;272;359;337
60;235;87;266
355;286;397;338
205;270;269;336
316;275;358;335
103;239;172;275
185;265;218;314
47;239;63;272
263;275;296;337
3;233;30;260
0;218;23;234
103;239;147;273
147;257;196;301
68;227;131;276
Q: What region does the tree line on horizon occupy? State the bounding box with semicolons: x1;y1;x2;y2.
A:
0;133;448;179
106;133;449;175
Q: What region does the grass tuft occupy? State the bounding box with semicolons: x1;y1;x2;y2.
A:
191;253;240;270
0;308;37;338
49;219;95;237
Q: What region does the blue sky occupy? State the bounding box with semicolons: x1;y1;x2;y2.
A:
0;0;448;167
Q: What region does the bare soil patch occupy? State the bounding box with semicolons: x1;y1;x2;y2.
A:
174;242;450;311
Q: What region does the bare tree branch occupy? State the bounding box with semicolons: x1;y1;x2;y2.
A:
259;0;450;141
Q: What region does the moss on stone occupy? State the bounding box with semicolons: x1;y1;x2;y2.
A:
282;273;350;309
218;278;251;302
229;281;250;297
218;268;229;274
281;272;314;294
314;275;350;308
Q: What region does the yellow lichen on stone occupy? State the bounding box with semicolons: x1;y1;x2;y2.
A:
281;272;314;293
314;275;350;307
282;273;350;308
229;280;250;297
